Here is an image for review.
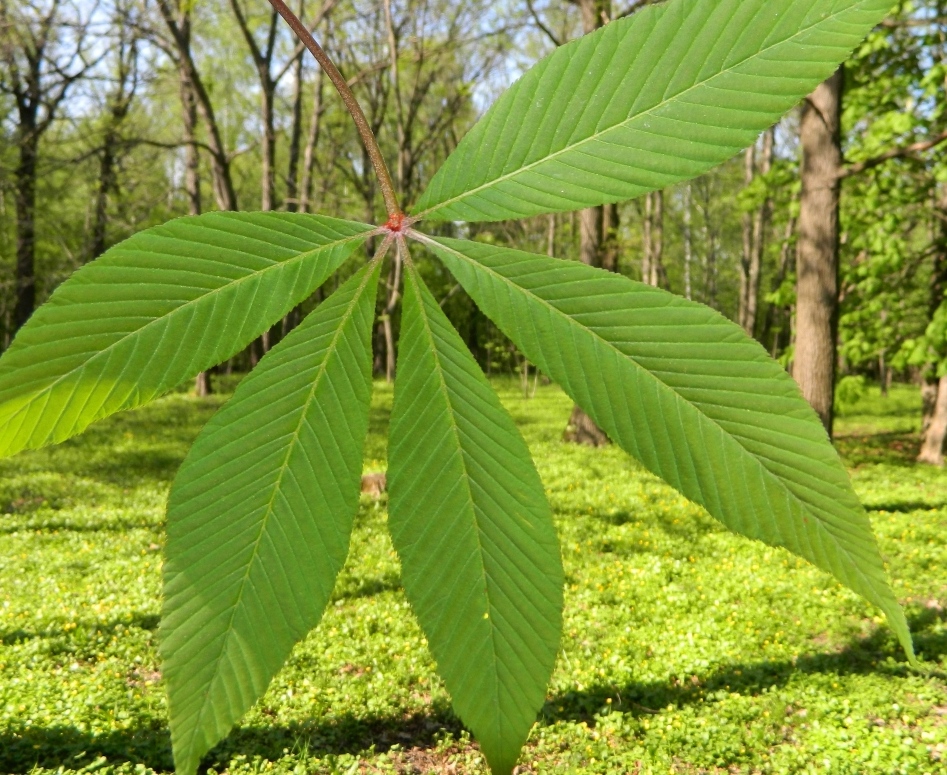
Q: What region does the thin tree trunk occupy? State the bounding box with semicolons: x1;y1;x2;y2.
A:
181;77;201;217
286;48;305;213
298;65;324;213
563;0;613;445
178;50;212;397
649;190;665;287
602;203;619;272
382;240;404;383
746;127;774;335
260;85;277;212
739;144;755;330
13;131;38;331
90;130;117;260
765;214;796;358
683;184;693;300
794;69;843;436
918;187;947;462
546;213;556;257
642;192;652;283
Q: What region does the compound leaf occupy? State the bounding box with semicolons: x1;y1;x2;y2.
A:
387;261;563;775
423;236;913;659
161;261;381;775
414;0;893;221
0;212;372;458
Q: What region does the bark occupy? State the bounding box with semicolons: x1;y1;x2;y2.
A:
564;405;610;447
794;69;843;436
918;376;947;466
580;206;603;268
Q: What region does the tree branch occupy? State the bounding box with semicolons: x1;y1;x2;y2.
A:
841;127;947;178
525;0;561;46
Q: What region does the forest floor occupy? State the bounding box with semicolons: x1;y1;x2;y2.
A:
1;380;945;775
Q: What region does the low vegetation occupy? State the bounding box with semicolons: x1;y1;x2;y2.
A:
1;380;945;774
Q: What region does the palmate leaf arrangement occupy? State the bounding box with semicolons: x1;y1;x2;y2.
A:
0;0;918;772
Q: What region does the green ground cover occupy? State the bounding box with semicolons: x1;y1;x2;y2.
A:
0;380;945;774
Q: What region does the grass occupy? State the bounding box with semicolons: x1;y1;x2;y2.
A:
0;379;945;774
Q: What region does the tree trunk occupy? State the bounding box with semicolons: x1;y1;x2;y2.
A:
794;69;843;436
562;0;613;445
646;190;665;287
918;187;947;463
918;376;947;466
13;131;38;331
298;65;324;213
642;193;652;283
683;184;693;300
286;51;305;213
579;206;603;268
157;0;238;212
260;82;277;212
739;144;755;330
180;77;202;217
90;129;118;260
747;127;774;335
602;203;618;272
764;214;796;358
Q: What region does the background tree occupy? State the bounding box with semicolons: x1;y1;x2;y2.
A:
0;0;96;330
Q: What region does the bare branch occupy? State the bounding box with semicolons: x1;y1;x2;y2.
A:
525;0;562;46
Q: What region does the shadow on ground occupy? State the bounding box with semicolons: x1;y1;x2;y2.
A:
0;706;461;775
545;607;947;724
3;608;943;773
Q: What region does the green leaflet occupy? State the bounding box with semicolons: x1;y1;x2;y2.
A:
422;235;913;659
0;212;371;458
413;0;893;222
387;261;564;775
160;261;381;775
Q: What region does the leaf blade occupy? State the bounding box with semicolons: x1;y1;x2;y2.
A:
387;262;563;775
0;212;372;458
414;0;892;221
160;261;381;775
423;235;913;659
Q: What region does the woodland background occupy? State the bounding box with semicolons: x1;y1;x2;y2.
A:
1;0;946;457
